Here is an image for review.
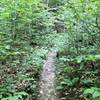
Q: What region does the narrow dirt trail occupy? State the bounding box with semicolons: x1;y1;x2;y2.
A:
38;51;58;100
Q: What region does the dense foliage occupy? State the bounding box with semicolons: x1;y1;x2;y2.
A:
0;0;100;100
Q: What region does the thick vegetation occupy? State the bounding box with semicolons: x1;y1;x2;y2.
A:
0;0;100;100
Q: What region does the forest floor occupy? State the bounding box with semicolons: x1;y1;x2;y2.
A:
38;50;58;100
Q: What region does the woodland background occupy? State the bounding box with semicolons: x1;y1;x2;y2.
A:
0;0;100;100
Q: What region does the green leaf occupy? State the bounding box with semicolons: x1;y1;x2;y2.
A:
5;45;10;49
0;95;2;99
84;89;94;95
72;77;79;84
61;79;73;86
93;91;100;99
91;87;100;91
76;56;83;63
1;95;22;100
85;55;100;61
81;79;92;84
56;86;63;90
15;92;28;96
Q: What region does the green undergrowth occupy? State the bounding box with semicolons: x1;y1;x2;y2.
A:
0;46;48;100
56;54;100;100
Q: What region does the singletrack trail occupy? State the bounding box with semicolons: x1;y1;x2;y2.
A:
38;51;58;100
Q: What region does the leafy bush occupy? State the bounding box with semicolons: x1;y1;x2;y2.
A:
84;87;100;100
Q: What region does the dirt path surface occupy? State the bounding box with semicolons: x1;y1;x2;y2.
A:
38;51;58;100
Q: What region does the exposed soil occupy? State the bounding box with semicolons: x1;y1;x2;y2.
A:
38;51;58;100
